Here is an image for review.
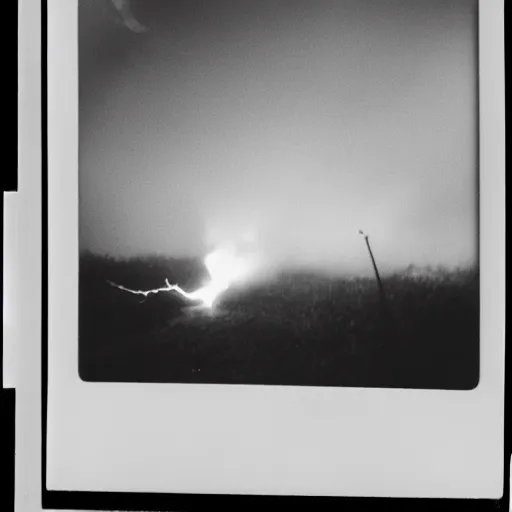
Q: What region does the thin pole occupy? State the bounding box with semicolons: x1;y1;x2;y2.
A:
359;230;385;301
359;231;395;350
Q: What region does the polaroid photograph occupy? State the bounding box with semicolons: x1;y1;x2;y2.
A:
39;0;505;506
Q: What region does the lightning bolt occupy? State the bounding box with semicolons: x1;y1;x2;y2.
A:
107;278;178;297
107;277;212;302
108;278;230;309
108;247;255;309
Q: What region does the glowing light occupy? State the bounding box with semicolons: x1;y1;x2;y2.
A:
110;0;147;33
108;246;256;308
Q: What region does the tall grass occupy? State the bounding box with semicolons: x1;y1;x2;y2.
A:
78;252;479;390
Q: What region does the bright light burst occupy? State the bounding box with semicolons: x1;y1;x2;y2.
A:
108;247;256;309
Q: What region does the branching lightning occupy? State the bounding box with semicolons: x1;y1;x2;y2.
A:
107;247;256;309
107;278;177;297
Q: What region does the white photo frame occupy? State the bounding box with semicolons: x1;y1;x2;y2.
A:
15;0;504;506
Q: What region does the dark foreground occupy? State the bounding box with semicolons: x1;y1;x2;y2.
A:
78;253;479;389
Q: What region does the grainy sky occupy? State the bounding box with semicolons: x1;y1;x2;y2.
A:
79;0;478;274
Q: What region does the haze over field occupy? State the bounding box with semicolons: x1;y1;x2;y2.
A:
79;0;478;276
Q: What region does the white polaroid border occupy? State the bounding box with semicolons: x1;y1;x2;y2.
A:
16;0;42;510
38;0;505;500
3;191;20;389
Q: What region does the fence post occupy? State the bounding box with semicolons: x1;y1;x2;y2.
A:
359;230;385;303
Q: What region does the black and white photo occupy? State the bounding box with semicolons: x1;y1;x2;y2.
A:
79;0;479;389
37;0;504;502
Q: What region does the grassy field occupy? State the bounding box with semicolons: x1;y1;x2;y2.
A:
78;252;479;389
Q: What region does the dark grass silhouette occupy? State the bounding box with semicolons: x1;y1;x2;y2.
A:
78;252;479;389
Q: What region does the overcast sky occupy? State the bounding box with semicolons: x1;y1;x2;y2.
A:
79;0;478;275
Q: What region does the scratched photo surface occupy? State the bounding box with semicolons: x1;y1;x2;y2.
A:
79;0;479;389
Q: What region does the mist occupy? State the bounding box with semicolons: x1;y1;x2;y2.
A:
79;0;478;277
